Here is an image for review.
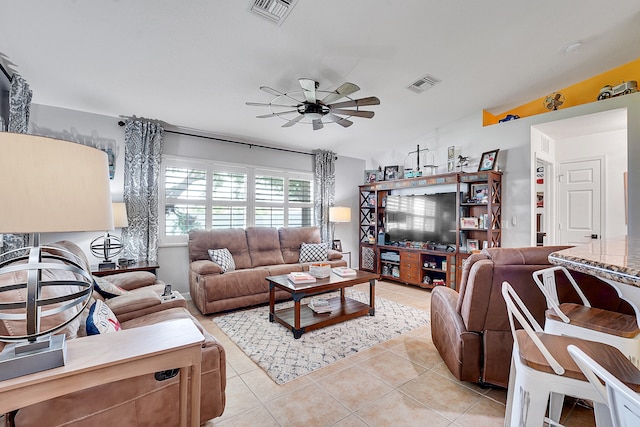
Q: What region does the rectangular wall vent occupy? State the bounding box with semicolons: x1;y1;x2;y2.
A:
407;74;441;93
540;136;551;153
250;0;297;25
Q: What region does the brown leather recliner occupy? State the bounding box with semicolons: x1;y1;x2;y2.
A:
430;246;634;388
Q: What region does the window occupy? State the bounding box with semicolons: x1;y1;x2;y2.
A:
160;157;314;244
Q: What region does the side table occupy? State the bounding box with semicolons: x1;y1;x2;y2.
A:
91;260;159;277
0;318;204;427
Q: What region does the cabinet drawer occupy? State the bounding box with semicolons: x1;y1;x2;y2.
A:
400;270;420;284
400;251;420;262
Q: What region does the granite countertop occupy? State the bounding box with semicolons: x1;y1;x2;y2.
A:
548;237;640;287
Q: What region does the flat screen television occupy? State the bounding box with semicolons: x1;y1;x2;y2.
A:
385;193;458;246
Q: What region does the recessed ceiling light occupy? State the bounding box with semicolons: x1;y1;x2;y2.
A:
563;41;583;54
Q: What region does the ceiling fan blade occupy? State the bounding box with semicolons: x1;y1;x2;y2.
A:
282;114;305;128
328;96;380;109
256;110;298;118
299;78;317;104
246;101;298;108
328;108;375;119
321;82;360;104
312;119;324;130
327;113;353;128
260;86;301;103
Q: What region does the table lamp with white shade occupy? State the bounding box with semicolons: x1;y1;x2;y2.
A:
329;206;351;250
90;202;129;269
0;132;113;380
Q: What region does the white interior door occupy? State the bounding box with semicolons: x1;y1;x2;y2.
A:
558;158;602;245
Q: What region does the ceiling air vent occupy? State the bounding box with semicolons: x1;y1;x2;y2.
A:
250;0;297;25
407;74;441;94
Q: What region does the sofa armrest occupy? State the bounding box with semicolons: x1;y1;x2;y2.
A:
101;271;157;291
191;260;223;275
327;249;343;261
106;289;162;316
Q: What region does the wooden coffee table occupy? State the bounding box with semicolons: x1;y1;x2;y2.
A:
267;270;379;339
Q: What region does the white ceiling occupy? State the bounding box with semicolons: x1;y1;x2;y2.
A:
1;1;639;159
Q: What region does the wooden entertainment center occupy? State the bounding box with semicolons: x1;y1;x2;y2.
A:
358;170;502;290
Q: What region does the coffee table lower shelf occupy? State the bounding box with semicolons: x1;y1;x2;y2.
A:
271;296;373;338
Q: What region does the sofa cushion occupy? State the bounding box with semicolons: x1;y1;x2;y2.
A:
246;227;285;267
299;242;328;263
93;276;128;298
279;226;322;263
189;228;252;269
86;300;122;335
208;248;236;273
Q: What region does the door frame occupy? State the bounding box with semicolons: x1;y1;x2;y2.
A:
532;156;555;246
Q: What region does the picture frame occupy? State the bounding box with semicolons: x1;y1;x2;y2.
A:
460;217;479;229
470;183;489;204
384;165;400;181
467;239;479;252
478;149;499;171
364;169;377;184
332;239;342;252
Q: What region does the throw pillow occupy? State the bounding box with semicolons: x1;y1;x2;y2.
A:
86;299;122;335
93;276;128;299
208;248;236;273
299;242;328;263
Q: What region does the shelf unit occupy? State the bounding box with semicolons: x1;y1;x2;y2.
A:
358;171;502;290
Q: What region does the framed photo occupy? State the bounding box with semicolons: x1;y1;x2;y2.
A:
447;160;454;172
467;239;479;252
470;183;489;204
460;217;479;229
384;165;400;181
364;169;377;184
447;145;455;161
478;149;499;171
332;239;342;252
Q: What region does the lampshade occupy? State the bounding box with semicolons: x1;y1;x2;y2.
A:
112;202;129;228
329;206;351;223
0;132;114;233
0;132;113;381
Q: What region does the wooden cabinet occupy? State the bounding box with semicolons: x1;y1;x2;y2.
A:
358;171;502;290
399;251;420;284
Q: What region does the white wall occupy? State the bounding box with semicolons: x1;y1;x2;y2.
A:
26;104;365;292
369;92;640;247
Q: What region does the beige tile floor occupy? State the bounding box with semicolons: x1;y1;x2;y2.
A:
188;280;596;427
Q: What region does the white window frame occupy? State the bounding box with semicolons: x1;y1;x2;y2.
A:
159;155;314;245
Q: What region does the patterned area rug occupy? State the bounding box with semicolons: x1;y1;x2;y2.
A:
213;289;430;384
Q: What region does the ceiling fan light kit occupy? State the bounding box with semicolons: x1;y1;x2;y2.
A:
247;78;380;130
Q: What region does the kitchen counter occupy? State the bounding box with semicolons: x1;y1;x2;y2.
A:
549;237;640;308
549;237;640;287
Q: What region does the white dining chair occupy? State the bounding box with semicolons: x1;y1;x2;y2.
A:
568;344;640;427
501;280;640;427
533;266;640;367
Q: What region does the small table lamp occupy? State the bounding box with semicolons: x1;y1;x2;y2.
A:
0;132;113;380
329;206;351;250
90;202;129;269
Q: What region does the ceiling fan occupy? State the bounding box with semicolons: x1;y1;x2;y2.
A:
246;78;380;130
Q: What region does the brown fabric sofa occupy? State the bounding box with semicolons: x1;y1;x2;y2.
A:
1;241;226;426
189;226;347;314
430;245;634;388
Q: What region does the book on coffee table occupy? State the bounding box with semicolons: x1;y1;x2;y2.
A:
287;272;316;284
332;267;357;277
308;298;332;314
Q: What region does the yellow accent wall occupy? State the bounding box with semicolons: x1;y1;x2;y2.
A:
483;57;640;126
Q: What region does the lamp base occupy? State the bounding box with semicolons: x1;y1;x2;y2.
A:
98;261;116;270
0;335;67;381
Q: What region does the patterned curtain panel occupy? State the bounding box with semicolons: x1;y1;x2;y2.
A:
121;119;164;262
1;73;32;255
8;73;32;134
313;149;336;243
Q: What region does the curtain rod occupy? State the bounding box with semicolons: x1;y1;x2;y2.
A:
166;128;314;157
